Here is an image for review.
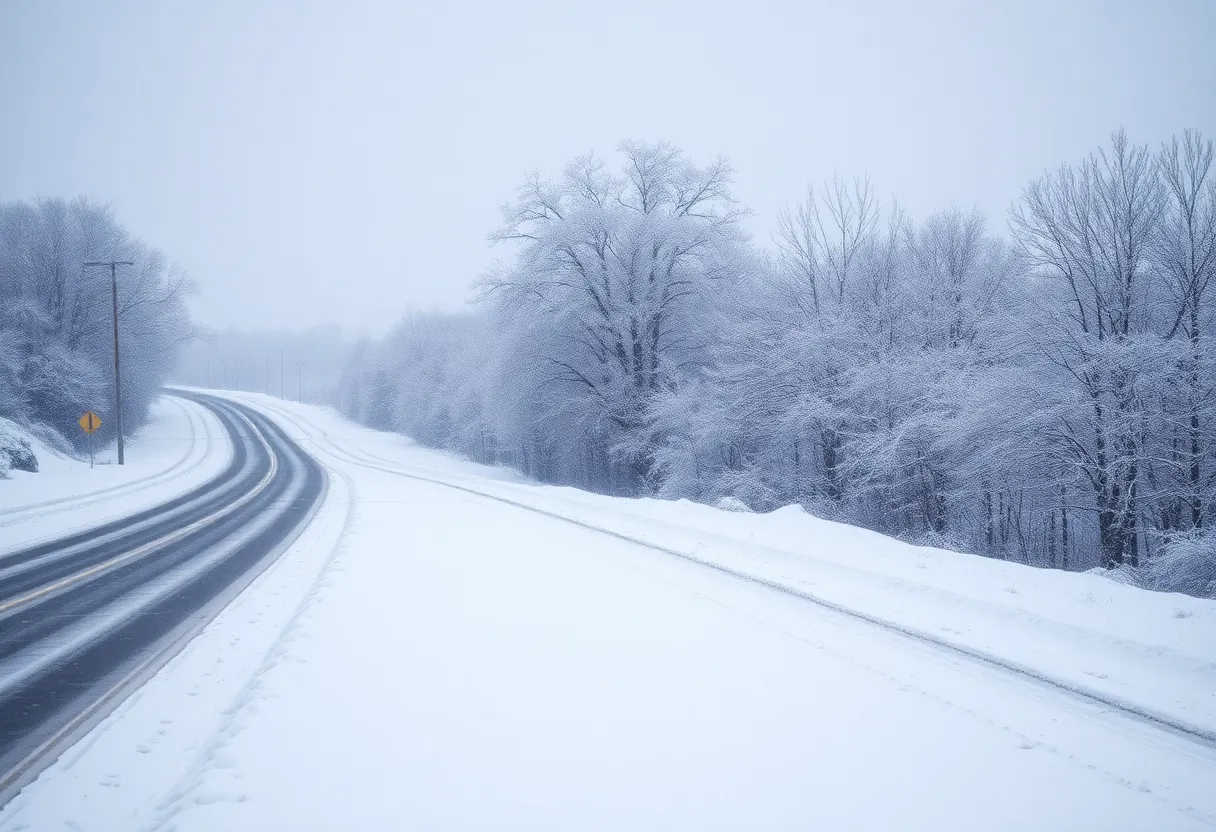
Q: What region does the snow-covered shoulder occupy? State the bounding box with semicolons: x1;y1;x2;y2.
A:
0;395;234;554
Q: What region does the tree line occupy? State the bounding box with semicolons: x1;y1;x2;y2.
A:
337;131;1216;597
0;197;194;458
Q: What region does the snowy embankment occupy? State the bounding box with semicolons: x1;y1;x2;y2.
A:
0;395;234;555
222;392;1216;741
0;419;39;478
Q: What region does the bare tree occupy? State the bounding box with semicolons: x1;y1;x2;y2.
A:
1011;130;1166;567
1155;130;1216;532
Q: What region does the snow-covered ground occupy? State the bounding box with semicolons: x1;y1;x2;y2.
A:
225;392;1216;743
3;391;1215;831
0;396;233;557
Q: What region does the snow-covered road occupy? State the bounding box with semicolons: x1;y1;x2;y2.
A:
0;394;325;809
3;393;1215;831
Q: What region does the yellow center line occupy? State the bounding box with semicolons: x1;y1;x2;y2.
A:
0;414;279;617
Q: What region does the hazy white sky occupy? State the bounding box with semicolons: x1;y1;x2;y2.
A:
2;0;1214;334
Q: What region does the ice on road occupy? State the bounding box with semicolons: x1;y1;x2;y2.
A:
3;394;1214;831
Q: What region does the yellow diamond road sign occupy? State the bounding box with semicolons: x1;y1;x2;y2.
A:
79;411;102;434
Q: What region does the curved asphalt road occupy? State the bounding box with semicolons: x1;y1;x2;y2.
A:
0;392;325;804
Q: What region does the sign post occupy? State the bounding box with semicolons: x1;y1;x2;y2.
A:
83;260;132;464
79;410;102;469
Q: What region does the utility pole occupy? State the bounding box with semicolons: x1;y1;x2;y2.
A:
298;361;303;403
280;349;285;398
84;260;133;465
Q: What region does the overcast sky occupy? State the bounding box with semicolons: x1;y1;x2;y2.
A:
2;0;1214;335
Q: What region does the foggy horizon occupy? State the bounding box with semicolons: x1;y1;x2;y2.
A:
3;0;1213;335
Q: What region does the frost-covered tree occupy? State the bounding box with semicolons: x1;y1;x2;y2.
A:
478;141;751;490
0;197;194;451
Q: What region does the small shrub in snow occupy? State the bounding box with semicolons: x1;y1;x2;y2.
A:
1086;564;1141;587
902;528;967;555
1145;532;1216;600
714;496;752;513
706;467;781;513
0;418;38;475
